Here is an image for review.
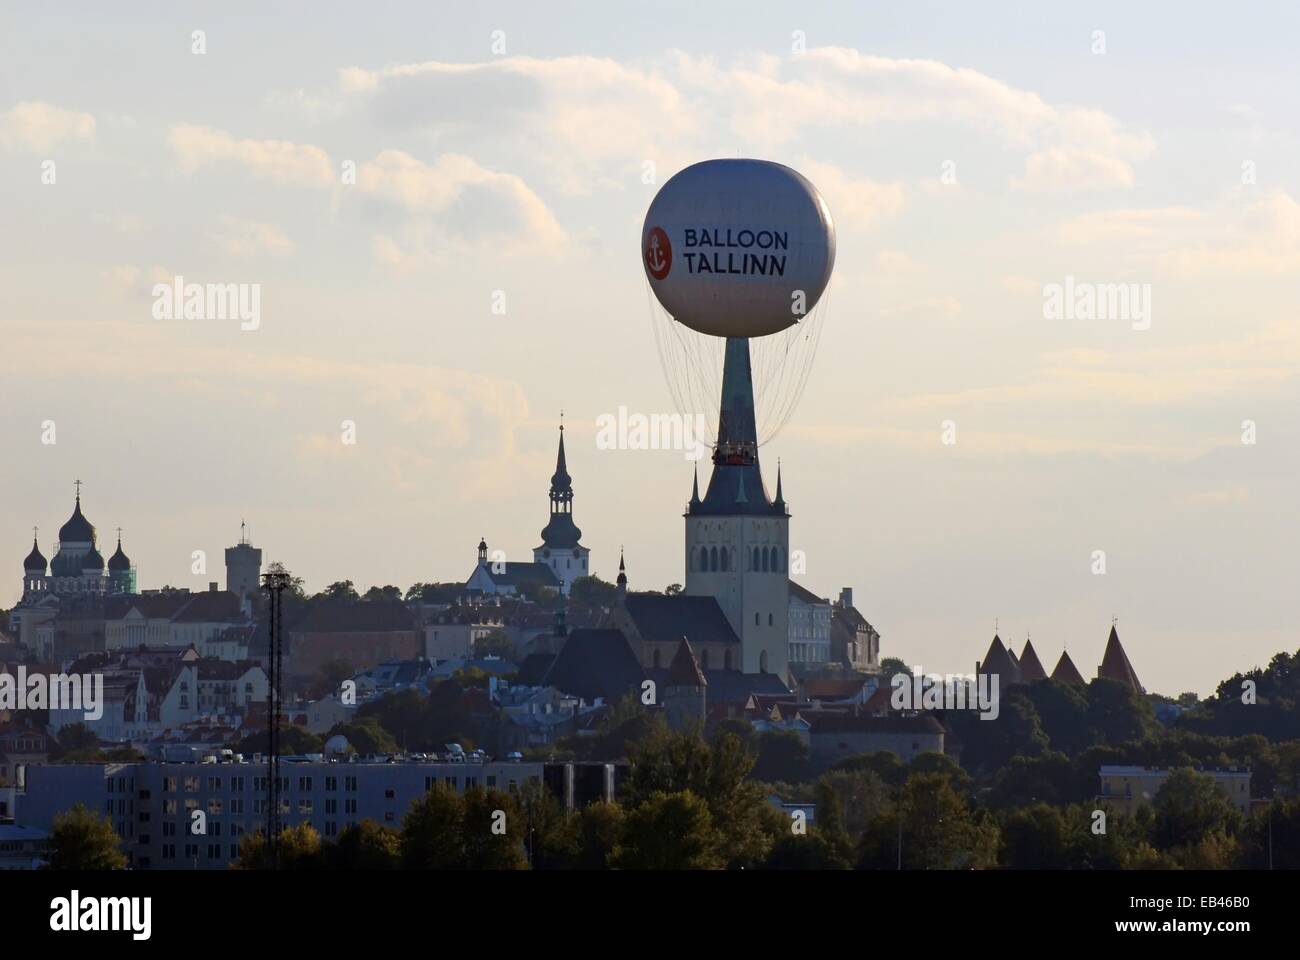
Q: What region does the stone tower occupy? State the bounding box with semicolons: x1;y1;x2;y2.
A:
683;337;789;676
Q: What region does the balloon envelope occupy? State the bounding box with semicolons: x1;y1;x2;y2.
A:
642;159;835;338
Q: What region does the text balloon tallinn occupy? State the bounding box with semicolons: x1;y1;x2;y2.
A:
642;159;836;339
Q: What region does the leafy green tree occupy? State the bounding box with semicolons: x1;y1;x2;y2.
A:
751;729;812;783
664;583;683;596
45;804;127;870
763;827;852;869
1239;796;1300;869
361;585;402;602
816;768;892;839
327;717;399;755
324;820;401;869
308;658;355;701
1000;803;1070;869
230;723;324;757
908;751;972;792
880;657;912;680
474;629;516;659
568;575;618;609
1151;767;1242;850
401;784;467;869
574;801;625;869
520;787;580;869
830;750;906;787
462;788;528;869
317;580;359;602
623;721;779;867
857;773;999;870
1086;678;1158;745
615;790;723;869
235;822;323;870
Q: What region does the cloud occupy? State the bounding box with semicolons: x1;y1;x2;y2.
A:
335;48;1153;193
797;158;904;228
168;124;334;184
0;100;95;151
1054;191;1300;274
358;150;567;259
206;215;296;257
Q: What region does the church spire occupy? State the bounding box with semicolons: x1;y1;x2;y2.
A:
616;547;628;601
540;420;583;549
689;337;782;516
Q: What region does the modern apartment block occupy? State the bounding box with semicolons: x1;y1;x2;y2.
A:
17;757;617;869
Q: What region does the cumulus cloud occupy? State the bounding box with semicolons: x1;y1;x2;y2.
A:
0;100;95;151
168;124;335;184
358;150;567;253
334;49;1153;193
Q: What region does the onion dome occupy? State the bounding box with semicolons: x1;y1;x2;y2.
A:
82;545;105;571
108;534;131;572
24;536;47;573
59;494;96;543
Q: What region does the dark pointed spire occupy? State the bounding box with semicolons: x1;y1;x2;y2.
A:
616;547;628;601
690;463;701;505
541;420;582;548
773;459;785;509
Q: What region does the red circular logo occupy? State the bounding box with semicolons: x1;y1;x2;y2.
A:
645;226;672;280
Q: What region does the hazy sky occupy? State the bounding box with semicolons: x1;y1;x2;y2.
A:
2;2;1297;695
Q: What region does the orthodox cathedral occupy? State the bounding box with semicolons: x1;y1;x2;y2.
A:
20;483;136;604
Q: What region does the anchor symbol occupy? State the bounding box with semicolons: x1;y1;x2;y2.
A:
645;226;672;279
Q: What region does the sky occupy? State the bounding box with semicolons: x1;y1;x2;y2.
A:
2;2;1297;696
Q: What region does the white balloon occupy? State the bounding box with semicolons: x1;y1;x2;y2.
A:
642;159;835;338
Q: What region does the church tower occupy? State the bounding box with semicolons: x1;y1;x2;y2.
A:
534;423;589;595
225;521;262;613
684;337;789;676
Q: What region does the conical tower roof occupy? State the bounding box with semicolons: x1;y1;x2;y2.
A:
667;636;707;688
978;634;1021;684
1097;625;1143;692
1018;639;1048;682
1050;649;1087;686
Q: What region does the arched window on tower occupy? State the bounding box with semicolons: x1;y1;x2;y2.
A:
761;548;770;572
752;547;760;571
710;546;718;571
720;549;729;572
773;547;782;572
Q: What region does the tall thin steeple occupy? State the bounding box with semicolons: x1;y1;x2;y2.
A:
540;422;582;549
689;337;782;516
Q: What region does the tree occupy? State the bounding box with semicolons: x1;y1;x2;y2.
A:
816;768;892;839
327;717;399;755
235;822;323;870
1000;803;1070;869
401;784;467;869
763;828;852;869
664;583;683;596
264;561;306;598
751;729;812;783
830;750;905;787
575;801;625;869
324;820;401;869
230;723;324;757
857;773;999;870
461;788;528;870
361;584;402;602
474;629;515;660
46;804;127;870
317;580;359;602
880;657;912;680
1151;767;1242;850
307;658;355;701
615;790;723;870
568;575;618;609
